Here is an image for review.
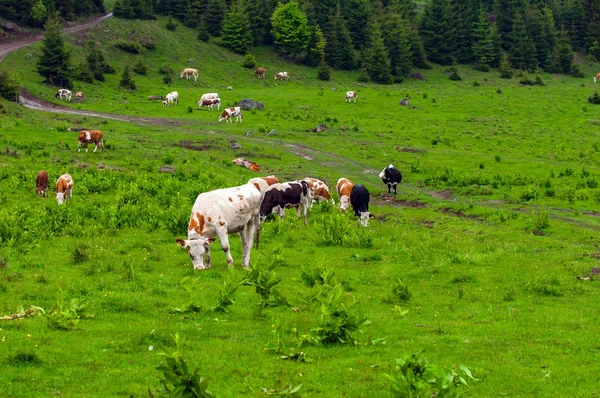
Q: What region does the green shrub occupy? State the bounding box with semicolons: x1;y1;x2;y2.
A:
114;40;141;54
132;58;147;75
241;53;257;69
449;71;462;81
119;65;136;90
588;91;600;104
317;61;331;81
0;69;19;102
72;244;89;263
571;63;584;78
166;17;177;31
357;66;369;83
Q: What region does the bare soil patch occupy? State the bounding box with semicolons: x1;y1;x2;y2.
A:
439;207;482;221
176;140;211;151
374;193;428;208
427;189;453;200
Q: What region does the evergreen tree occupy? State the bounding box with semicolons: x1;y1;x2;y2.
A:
305;24;326;66
409;28;431;69
243;0;267;45
363;21;393;83
509;13;538;70
494;0;527;49
220;3;253;54
498;53;513;78
205;0;227;36
325;4;356;69
36;13;73;88
271;1;311;61
562;0;586;50
555;27;574;73
119;64;136;90
526;4;555;69
184;0;203;28
73;59;93;83
420;0;457;65
382;8;413;77
197;15;210;42
489;24;503;67
0;69;20;102
342;0;372;49
472;13;496;70
317;58;331;80
453;0;479;63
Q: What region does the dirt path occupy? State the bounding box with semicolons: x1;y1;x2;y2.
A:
0;13;113;62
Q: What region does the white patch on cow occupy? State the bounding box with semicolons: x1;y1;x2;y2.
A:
379;164;394;178
359;212;370;227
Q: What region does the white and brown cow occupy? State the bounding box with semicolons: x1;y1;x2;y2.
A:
180;68;198;82
55;89;72;102
162;91;179;106
303;177;332;207
255;67;266;79
36;170;49;197
274;72;289;81
336;177;355;211
198;97;221;111
260;181;310;225
594;72;600;83
219;107;243;123
55;174;73;205
346;91;357;103
176;183;262;270
78;130;104;153
200;93;219;103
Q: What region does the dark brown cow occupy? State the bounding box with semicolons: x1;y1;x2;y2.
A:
260;181;310;225
36;170;49;197
255;67;266;79
78;130;104;153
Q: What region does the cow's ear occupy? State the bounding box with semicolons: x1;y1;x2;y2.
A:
176;239;187;248
369;213;376;218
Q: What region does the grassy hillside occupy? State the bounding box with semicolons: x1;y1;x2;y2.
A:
1;15;600;397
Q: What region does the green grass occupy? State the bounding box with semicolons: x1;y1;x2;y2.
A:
1;15;600;397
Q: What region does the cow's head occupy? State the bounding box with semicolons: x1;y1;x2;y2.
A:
378;164;394;178
218;114;228;122
180;72;185;78
340;195;350;211
176;237;215;270
55;92;61;98
359;212;372;227
56;192;66;205
162;99;168;107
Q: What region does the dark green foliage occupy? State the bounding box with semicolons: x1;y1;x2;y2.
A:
317;59;331;81
554;28;574;74
241;53;257;69
133;58;147;75
509;13;538;71
219;5;253;54
325;4;356;70
36;13;73;88
271;1;311;61
197;16;210;42
342;0;372;49
205;0;227;37
363;21;393;84
73;59;93;83
588;91;600;104
498;54;513;79
166;16;177;31
472;13;498;71
420;0;457;65
357;65;369;82
409;28;431;69
382;8;413;77
494;0;527;49
114;40;141;54
304;25;326;67
86;41;114;82
0;0;103;27
449;69;462;81
119;65;136;90
183;0;203;28
113;0;154;20
0;69;19;102
453;0;477;63
570;63;584;78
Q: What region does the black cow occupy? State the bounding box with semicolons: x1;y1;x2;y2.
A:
350;184;371;227
379;164;402;194
259;181;310;225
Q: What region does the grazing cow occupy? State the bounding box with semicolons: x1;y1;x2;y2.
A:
55;174;73;205
350;184;371;227
219;107;243;123
162;91;179;106
274;72;289;81
260;181;310;225
595;72;600;83
378;164;403;194
336;177;355;211
255;67;266;79
180;68;198;82
346;91;357;103
176;183;261;270
36;170;49;197
198;97;221;111
55;89;72;102
200;93;219;103
78;130;104;153
303;177;332;207
75;91;84;99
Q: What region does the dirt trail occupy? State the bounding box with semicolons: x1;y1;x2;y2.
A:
0;13;113;62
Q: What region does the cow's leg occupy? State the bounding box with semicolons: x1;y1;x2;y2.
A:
393;183;397;195
93;142;98;153
216;229;234;267
242;217;257;267
78;141;81;152
85;143;89;153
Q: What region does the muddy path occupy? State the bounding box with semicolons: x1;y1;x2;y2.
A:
0;13;113;62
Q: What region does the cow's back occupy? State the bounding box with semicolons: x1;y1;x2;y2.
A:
337;178;354;198
350;184;369;215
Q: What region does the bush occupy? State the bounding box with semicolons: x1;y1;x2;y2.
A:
114;40;141;54
119;65;136;90
166;17;177;31
0;69;19;102
317;61;331;81
139;36;155;50
241;53;256;69
449;70;462;81
571;63;584;78
73;60;93;83
473;63;489;72
357;67;369;83
158;65;173;75
588;91;600;104
132;58;147;75
163;74;173;84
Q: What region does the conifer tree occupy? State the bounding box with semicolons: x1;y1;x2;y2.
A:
36;12;73;88
509;13;538;70
453;0;478;63
325;4;356;70
382;9;413;77
305;25;326;66
197;15;210;42
472;13;496;70
409;28;431;69
343;0;372;49
119;65;136;90
555;27;574;73
220;3;253;54
420;0;457;65
363;21;393;84
494;0;528;49
205;0;227;37
244;0;267;45
184;0;203;28
73;59;93;83
498;53;513;78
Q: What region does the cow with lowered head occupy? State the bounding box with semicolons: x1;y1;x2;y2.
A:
260;181;310;225
379;164;402;194
350;184;371;227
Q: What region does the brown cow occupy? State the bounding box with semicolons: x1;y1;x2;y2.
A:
56;174;73;205
255;67;266;79
36;170;49;197
78;130;104;153
336;178;355;211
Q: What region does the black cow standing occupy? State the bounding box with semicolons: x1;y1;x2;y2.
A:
259;181;310;225
350;184;371;227
379;164;402;194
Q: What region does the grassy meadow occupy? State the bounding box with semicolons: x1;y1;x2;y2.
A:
1;14;600;397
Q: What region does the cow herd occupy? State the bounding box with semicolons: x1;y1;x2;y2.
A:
176;164;403;270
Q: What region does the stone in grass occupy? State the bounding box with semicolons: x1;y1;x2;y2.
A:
159;166;175;173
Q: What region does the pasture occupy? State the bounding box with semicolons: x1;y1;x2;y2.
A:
1;14;600;397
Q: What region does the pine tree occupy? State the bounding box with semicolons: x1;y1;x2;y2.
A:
342;0;372;49
197;15;210;42
409;28;431;69
73;59;93;83
317;58;331;80
184;0;203;28
86;40;113;81
36;12;73;88
381;9;413;77
325;4;356;70
526;4;554;70
453;0;478;63
205;0;227;37
119;64;136;90
305;25;326;67
363;21;393;84
420;0;457;65
555;27;574;73
494;0;528;49
509;13;538;70
243;0;267;45
498;53;513;78
220;4;253;54
472;13;496;70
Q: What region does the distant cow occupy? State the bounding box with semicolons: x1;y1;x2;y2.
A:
162;91;179;106
55;174;73;205
78;130;104;153
200;93;219;103
378;164;402;194
198;97;221;111
336;177;355;211
260;181;310;225
274;72;289;81
595;72;600;83
55;89;72;102
255;67;266;79
75;91;84;99
346;91;357;103
219;107;243;123
36;170;49;197
180;68;198;82
176;183;261;270
350;184;371;227
303;177;332;207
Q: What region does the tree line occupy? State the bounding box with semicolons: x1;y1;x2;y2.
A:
0;0;104;27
